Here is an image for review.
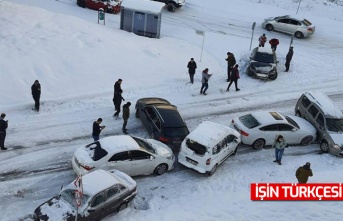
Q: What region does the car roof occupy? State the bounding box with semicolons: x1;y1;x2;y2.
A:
304;91;343;118
137;97;170;106
153;105;187;127
186;121;240;148
251;111;288;125
275;15;305;21
99;135;140;153
256;47;274;55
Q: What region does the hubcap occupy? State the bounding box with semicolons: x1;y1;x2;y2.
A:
157;165;167;174
321;142;329;152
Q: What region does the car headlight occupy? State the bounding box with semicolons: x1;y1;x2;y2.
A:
167;154;175;161
332;144;341;150
268;69;276;74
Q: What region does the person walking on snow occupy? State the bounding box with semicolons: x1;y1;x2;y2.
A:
113;79;123;118
113;89;125;119
0;113;8;150
269;38;279;51
200;68;212;95
225;52;236;82
187;58;197;84
272;135;288;165
285;46;294;72
226;64;240;92
259;33;267;47
31;80;41;111
122;102;131;134
296;162;313;183
92;118;105;141
114;79;123;94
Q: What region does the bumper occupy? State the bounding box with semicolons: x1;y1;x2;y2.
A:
249;70;275;80
178;152;207;174
71;157;88;175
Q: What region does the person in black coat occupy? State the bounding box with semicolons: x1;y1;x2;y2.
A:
225;52;236;82
285;46;294;72
114;79;123;94
0;113;8;150
92;118;105;141
187;58;197;84
113;89;125;119
226;64;240;92
31;80;41;111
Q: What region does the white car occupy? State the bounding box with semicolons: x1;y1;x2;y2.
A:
178;121;241;176
72;135;175;176
231;111;317;149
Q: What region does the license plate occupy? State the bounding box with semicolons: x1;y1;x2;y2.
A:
186;158;197;165
257;73;267;77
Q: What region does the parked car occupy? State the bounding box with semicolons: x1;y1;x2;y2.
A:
262;15;315;39
135;97;189;152
33;169;136;221
72;135;175;176
295;91;343;156
178;121;241;176
246;47;278;80
77;0;121;14
231;111;317;149
152;0;186;12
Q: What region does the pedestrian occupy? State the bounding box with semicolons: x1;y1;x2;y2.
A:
114;79;123;94
269;38;279;51
225;52;236;82
92;118;105;141
113;89;125;119
187;58;197;84
285;46;294;72
122;102;131;134
226;64;240;92
272;135;288;165
295;162;313;184
259;33;267;47
200;68;212;95
31;80;41;111
0;113;8;150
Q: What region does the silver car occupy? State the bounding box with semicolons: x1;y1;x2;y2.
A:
262;15;315;39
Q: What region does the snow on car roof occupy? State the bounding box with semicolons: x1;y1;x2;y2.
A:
121;0;165;14
257;47;274;54
99;135;140;153
251;111;287;125
276;15;306;21
305;91;343;118
186;121;240;148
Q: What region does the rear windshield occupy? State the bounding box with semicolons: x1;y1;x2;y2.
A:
326;118;343;132
239;114;261;129
85;142;108;161
285;116;300;129
164;127;189;137
60;189;90;209
302;19;312;26
186;139;207;156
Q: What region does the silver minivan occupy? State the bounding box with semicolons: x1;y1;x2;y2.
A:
295;91;343;156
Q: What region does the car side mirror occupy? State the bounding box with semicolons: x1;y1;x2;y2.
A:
150;156;154;160
292;128;297;131
88;209;95;213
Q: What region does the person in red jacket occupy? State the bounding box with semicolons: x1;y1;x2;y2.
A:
269;38;279;51
259;34;267;47
226;64;240;92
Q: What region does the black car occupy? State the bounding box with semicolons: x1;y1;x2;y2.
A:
246;47;278;80
152;0;185;12
135;98;189;152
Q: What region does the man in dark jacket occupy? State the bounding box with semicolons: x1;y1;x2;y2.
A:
187;58;197;84
122;102;131;134
113;89;125;119
226;64;240;92
296;162;313;183
114;79;122;94
285;46;294;72
225;52;236;82
31;80;41;111
0;113;8;150
92;118;105;141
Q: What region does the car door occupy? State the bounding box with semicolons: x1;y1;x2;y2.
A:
314;112;326;140
84;192;106;220
277;123;299;144
103;185;124;216
129;150;155;176
141;106;155;133
107;151;132;175
287;19;302;34
259;124;279;145
274;18;290;32
226;135;239;155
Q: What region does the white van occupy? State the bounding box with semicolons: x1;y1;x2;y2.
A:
178;121;241;176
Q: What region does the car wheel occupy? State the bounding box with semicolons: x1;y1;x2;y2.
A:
266;24;274;31
208;164;218;176
294;31;304;39
246;68;251;76
117;203;127;212
135;109;140;118
155;164;168;175
252;139;265;150
167;3;176;12
320;140;329;153
269;72;277;80
295;111;301;117
300;135;313;146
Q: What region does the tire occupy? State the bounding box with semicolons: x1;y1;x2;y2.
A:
166;3;176;12
269;72;277;80
266;24;274;31
117;203;127;212
294;31;304;39
320;140;329;153
252;139;265;150
300;135;313;146
295;111;301;117
135;109;140;118
155;164;168;175
246;68;251;76
208;164;218;176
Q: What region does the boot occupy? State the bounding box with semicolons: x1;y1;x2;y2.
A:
273;160;278;163
278;161;282;165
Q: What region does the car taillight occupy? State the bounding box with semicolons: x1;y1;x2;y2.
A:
159;136;169;143
81;164;94;171
240;130;249;136
307;28;313;32
206;158;211;165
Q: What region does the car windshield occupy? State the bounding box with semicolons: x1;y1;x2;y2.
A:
185;139;207;156
85;142;108;161
254;52;274;63
164;127;189;137
60;189;90;209
239;114;261;129
302;19;312;26
132;137;155;154
326;118;343;132
285;116;300;129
